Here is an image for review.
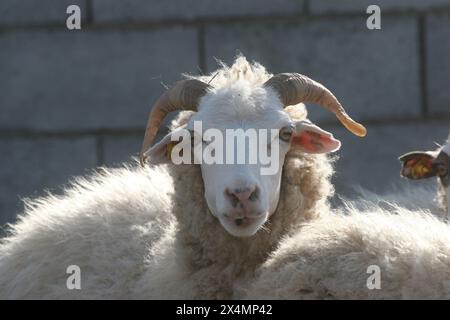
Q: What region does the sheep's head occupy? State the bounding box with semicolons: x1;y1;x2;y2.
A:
399;134;450;217
140;69;366;237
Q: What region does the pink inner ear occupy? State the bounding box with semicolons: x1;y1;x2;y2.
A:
292;130;340;153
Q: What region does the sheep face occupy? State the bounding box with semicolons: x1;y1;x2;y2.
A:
399;135;450;217
146;81;341;237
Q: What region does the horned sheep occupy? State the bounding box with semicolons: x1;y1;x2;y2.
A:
1;57;450;300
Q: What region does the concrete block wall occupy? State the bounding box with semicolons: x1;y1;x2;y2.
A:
1;0;449;226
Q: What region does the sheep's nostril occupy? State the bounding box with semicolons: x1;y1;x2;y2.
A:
249;187;259;202
226;185;259;206
225;188;240;208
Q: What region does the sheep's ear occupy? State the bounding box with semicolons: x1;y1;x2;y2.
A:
142;127;189;164
399;151;437;180
291;121;341;154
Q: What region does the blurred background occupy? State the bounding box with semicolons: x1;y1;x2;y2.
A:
1;0;450;227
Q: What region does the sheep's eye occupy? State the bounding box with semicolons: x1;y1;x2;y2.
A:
279;126;294;142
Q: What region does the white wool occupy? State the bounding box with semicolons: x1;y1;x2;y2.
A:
442;136;450;155
1;56;450;300
2;162;450;299
192;56;272;89
245;198;450;299
0;165;176;299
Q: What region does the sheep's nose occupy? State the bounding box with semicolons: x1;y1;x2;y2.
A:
225;186;259;207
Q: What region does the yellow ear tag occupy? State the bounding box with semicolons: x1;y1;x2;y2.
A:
412;163;429;179
166;142;175;161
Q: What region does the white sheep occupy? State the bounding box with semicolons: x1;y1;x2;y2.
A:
398;134;450;219
1;56;450;300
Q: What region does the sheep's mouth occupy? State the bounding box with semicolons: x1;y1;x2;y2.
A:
234;217;251;227
220;214;268;237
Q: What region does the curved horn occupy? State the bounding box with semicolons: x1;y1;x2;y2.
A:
264;73;367;137
139;79;212;166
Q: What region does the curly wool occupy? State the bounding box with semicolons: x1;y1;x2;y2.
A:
245;207;450;299
0;103;333;299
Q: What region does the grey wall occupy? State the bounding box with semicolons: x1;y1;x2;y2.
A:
1;0;450;227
